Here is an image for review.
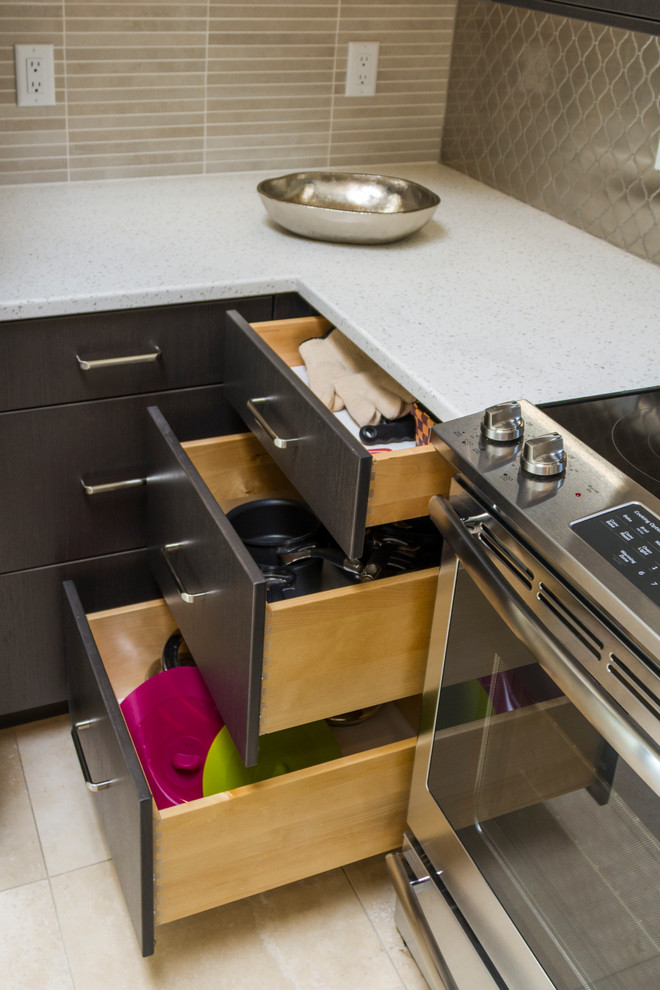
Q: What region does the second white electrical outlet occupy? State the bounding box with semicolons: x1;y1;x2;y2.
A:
15;43;56;107
345;42;379;97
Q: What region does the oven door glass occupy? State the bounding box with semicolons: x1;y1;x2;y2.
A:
428;564;660;990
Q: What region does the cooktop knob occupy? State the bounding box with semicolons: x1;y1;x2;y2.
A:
521;433;567;477
481;401;525;442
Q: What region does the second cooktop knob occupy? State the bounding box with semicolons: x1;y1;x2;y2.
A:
522;433;567;477
481;401;525;442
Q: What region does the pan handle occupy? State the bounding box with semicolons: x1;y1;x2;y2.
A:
278;545;369;579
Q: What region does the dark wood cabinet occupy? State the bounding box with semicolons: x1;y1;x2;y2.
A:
0;292;313;722
61;310;451;956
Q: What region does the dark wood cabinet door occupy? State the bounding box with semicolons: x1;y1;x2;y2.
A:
64;579;154;957
0;296;273;412
0;384;242;574
146;406;267;766
0;550;159;720
222;310;373;558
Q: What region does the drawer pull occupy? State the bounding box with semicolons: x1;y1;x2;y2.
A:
81;476;146;495
76;346;161;370
71;721;119;792
246;397;302;449
162;543;212;604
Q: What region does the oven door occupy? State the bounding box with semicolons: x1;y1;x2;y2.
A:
403;484;660;990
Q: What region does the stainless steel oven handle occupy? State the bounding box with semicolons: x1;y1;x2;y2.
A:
431;494;660;798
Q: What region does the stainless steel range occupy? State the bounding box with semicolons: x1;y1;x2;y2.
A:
388;396;660;990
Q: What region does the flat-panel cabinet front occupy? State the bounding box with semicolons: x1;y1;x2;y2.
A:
64;581;155;957
0;385;241;574
146;406;267;767
0;296;273;412
0;550;160;720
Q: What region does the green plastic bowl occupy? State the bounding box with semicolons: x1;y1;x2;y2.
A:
202;720;342;795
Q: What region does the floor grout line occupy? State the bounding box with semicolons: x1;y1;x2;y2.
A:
342;863;409;990
12;726;77;989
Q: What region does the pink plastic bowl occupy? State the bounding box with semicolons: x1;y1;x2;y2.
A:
120;666;224;809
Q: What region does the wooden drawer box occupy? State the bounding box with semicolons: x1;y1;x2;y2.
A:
65;581;419;956
145;408;440;766
223;313;451;558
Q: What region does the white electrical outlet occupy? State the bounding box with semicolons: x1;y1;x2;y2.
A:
655;135;660;171
15;43;55;107
345;42;379;98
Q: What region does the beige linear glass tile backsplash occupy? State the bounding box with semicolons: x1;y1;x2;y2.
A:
0;0;457;184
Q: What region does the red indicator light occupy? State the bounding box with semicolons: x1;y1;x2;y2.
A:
575;492;582;497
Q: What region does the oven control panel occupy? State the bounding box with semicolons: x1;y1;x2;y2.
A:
432;398;660;657
572;502;660;606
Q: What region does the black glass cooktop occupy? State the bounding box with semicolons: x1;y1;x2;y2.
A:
543;387;660;501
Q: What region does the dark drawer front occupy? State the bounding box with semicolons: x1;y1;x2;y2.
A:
223;311;373;559
0;296;272;412
64;580;154;957
0;384;241;574
0;550;159;721
147;407;267;767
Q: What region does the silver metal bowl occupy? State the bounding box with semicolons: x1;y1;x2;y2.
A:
257;171;440;244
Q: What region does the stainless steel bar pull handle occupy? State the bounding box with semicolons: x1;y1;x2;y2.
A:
71;721;119;792
431;494;660;799
76;346;161;370
246;397;302;449
81;477;146;495
161;543;212;604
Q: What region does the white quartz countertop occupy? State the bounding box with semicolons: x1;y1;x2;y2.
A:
1;163;659;421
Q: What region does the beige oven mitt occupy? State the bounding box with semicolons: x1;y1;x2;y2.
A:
299;330;414;427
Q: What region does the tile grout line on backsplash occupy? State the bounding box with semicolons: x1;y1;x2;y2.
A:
61;0;70;182
327;0;342;167
203;0;210;175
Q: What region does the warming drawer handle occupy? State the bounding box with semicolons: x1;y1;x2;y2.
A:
76;346;161;370
81;477;146;495
71;721;119;792
246;397;302;449
385;852;460;990
431;493;660;799
161;543;213;604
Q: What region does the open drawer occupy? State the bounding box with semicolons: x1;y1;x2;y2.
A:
64;579;419;956
145;406;439;766
223;312;451;558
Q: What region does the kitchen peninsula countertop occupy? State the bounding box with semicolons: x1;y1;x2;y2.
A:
1;162;658;422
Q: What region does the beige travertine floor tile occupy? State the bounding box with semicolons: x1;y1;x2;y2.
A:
344;855;430;990
0;880;74;990
249;868;407;989
52;860;408;990
0;727;46;891
16;715;110;876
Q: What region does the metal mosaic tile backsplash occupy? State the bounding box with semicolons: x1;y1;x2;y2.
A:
442;1;660;264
